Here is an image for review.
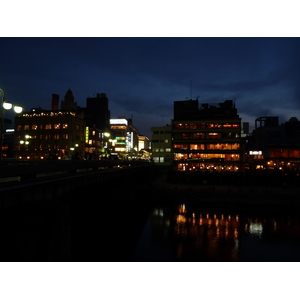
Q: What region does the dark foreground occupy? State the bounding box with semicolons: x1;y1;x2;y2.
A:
1;170;300;262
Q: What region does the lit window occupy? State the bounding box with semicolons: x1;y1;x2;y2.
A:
160;157;164;163
54;123;61;129
63;123;68;129
45;124;52;130
190;144;205;150
31;125;38;130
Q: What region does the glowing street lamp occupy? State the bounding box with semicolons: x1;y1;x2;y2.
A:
0;88;24;160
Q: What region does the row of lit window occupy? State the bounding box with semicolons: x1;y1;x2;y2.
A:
173;132;240;140
152;139;169;143
21;111;76;118
174;143;240;150
270;149;300;158
174;153;240;161
16;123;70;130
16;134;69;140
87;140;102;146
16;144;70;150
177;163;239;171
152;148;171;152
174;123;240;129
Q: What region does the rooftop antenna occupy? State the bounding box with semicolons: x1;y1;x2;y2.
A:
190;80;192;100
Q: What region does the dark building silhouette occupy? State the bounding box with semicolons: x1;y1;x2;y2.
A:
84;93;110;132
52;94;59;111
61;89;77;112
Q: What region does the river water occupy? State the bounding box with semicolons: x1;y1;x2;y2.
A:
132;203;300;262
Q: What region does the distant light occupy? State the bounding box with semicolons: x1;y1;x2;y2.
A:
6;129;14;133
104;132;110;137
70;147;75;151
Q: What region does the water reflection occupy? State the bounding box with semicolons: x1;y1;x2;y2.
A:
133;203;300;262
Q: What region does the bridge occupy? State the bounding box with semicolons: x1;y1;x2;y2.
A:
0;159;154;206
0;160;156;261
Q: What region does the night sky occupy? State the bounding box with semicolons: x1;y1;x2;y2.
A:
2;37;300;137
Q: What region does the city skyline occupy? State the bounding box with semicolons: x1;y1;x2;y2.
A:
1;37;300;138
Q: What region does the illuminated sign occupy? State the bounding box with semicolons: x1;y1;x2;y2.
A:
110;119;128;125
249;151;262;155
85;127;89;143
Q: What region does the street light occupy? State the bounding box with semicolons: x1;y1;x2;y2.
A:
0;88;24;160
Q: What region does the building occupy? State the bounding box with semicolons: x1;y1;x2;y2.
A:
244;116;300;172
14;92;86;159
110;118;128;157
110;117;144;159
138;135;150;151
151;125;172;166
61;89;78;112
172;99;241;171
84;93;111;132
127;118;140;153
82;93;111;159
0;118;13;158
84;127;110;160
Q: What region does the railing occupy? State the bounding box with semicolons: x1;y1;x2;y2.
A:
0;161;153;208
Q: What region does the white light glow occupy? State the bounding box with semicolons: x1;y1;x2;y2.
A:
14;105;23;113
3;102;12;110
110;119;128;125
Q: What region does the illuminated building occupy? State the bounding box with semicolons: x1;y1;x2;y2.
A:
151;125;172;165
110;117;142;159
14;92;85;160
172;99;241;171
85;127;109;160
138;135;150;151
110;118;128;156
244;116;300;171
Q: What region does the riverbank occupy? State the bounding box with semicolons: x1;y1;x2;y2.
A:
140;171;300;214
